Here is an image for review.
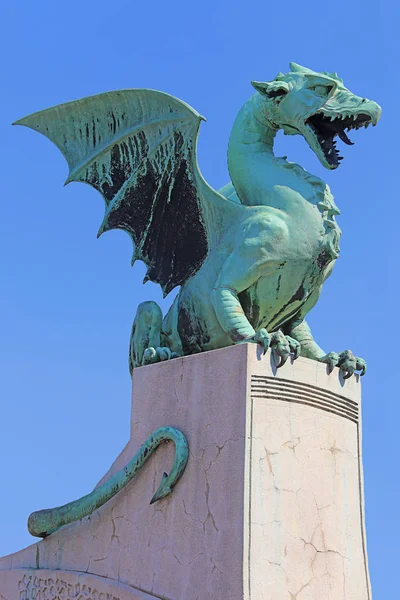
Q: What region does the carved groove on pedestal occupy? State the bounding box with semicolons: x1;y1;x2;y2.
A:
251;375;359;423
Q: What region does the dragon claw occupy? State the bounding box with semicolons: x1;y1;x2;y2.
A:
142;347;157;365
357;358;367;376
320;350;366;379
285;335;301;360
275;350;289;368
250;329;301;365
323;351;339;374
253;329;271;355
272;332;291;368
156;346;172;361
142;346;180;366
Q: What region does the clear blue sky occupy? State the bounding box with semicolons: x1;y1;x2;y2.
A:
0;0;398;595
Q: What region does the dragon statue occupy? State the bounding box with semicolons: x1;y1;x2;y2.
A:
15;62;381;379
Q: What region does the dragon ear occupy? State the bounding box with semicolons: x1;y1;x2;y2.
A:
251;80;290;98
289;62;315;74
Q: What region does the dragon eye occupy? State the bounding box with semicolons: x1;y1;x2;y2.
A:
311;84;334;97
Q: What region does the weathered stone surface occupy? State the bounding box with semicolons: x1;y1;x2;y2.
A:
0;344;371;599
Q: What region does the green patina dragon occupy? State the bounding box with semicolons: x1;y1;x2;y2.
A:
16;62;381;379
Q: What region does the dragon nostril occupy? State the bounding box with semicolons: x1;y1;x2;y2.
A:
361;98;367;104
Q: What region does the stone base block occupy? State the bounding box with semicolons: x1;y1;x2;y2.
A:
0;344;371;599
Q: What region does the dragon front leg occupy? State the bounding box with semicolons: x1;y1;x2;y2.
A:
286;318;367;379
129;301;181;373
211;218;301;367
211;285;300;367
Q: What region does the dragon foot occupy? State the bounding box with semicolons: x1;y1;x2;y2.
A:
320;350;366;379
142;346;181;366
250;329;301;368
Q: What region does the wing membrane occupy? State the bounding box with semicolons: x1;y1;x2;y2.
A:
15;89;218;295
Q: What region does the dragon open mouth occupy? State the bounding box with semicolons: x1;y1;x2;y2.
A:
306;112;372;168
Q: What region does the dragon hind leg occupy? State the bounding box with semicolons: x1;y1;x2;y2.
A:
129;301;162;373
129;301;180;373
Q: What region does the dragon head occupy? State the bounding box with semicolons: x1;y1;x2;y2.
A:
251;62;381;169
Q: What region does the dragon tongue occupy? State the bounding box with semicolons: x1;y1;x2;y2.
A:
338;129;354;146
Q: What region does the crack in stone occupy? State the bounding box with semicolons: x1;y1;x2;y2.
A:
93;555;108;562
173;551;204;567
181;498;204;527
300;536;349;562
273;486;301;494
261;445;278;474
210;555;223;576
203;471;219;533
283;437;301;453
290;579;311;599
197;436;243;470
111;506;122;545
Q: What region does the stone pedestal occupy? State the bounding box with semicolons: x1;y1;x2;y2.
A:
0;344;372;599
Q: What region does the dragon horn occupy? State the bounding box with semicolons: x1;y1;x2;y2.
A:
289;62;314;74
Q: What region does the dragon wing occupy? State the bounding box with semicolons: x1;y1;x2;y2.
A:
15;89;241;296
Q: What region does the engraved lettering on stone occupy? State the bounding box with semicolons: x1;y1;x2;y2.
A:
18;574;120;600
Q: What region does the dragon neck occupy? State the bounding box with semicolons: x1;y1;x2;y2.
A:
228;94;329;209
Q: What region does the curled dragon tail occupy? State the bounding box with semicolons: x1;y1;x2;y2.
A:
28;427;189;538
